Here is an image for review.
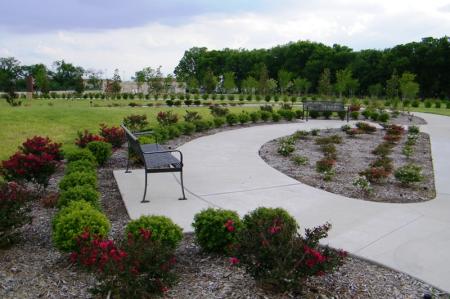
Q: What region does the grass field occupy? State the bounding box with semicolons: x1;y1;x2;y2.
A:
1;98;449;161
0;99;259;160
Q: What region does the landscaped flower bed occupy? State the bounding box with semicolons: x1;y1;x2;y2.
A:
260;124;435;203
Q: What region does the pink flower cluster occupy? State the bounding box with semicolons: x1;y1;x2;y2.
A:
224;219;235;232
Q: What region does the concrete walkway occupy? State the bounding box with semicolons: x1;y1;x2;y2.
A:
114;112;450;292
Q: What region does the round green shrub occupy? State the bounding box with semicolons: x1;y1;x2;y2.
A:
59;171;97;192
260;111;272;122
87;141;112;166
192;208;242;253
125;215;183;249
65;159;96;175
226;113;238;126
378;112;390;123
238;112;250;124
64;148;97;165
57;185;100;209
394;164;423;185
271;112;281;122
241;207;298;244
52;200;110;252
213;117;225;128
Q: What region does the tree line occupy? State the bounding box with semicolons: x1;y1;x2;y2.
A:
174;37;450;99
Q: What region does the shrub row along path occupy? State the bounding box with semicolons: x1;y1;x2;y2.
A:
114;112;450;292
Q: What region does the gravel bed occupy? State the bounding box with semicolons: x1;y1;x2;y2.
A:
260;126;435;203
0;118;447;298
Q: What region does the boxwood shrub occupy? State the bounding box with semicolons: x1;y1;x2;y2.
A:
125;215;183;249
87;141;112;166
64;148;97;165
65;159;96;175
192;208;242;253
52;200;110;252
57;185;100;210
59;171;98;192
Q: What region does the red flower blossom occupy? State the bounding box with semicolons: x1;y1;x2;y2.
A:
229;257;240;265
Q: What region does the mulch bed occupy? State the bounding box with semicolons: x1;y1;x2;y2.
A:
260;126;435;203
0;118;447;298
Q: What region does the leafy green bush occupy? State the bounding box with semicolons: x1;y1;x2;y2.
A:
213;117;225;128
64;149;97;165
408;125;420;134
378;112;390;123
394;164;423;185
58;185;100;210
355;122;377;133
249;111;261;123
322;111;332;119
424;100;432;108
316;157;336;173
59;171;98;192
260;111;272;122
177;122;195;135
238;112;250;124
192;120;212;132
402;145;414;159
192;208;242;253
87;141;112;166
309;110;320;119
341;124;351;132
350;111;359;120
315;135;342;145
271;112;281;122
226;113;238;126
372;142;393;157
337;110;346;120
125;215;183;249
411;100;420;108
166;125;182;139
320;144;337;159
291;155;308;166
277;138;295;156
52;200;110;252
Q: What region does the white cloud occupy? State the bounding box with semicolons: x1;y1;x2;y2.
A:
1;0;450;79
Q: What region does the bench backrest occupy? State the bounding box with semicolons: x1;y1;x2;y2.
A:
304;101;345;111
121;124;144;159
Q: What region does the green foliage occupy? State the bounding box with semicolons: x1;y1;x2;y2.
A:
238;111;251;124
337;110;346;120
260;110;272;122
372;142;393;157
52;200;110;252
59;171;98;192
213;117;225;128
271;112;281;122
350;111;359;120
408;125;420;134
192;208;242;253
291;155;308;166
277;138;295;156
402;145;414;159
193;119;212;132
58;185;100;210
180;122;196;135
353;176;373;194
87;141;112;166
315;135;342;145
309;110;320;119
394;164;423;185
249;111;261;123
316;157;335;173
355;122;377;133
226;113;238;126
125;215;183;249
64;149;97;165
378;112;390;123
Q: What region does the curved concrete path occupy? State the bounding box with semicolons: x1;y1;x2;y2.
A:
114;112;450;292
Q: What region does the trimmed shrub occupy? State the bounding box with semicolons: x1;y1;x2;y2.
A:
226;113;238;126
65;159;96;175
64;149;97;165
316;157;336;173
408;125;420;134
249;111;261;123
87;141;112;166
277;138;295;157
260;111;272;122
52;200;110;252
291;155;308;166
355;122;377;133
238;112;250;124
350;111;359;120
59;171;98;192
394;164;423;185
320;144;337;159
21;136;63;161
370;157;394;173
193;120;212;132
337;110;346;120
156;111;179;126
209;105;229;117
372;142;393;157
180;122;196;135
183;110;202;122
309;110;320;119
271;112;281;122
322;110;332;119
315;135;342;145
213;117;225;128
193;208;242;253
125;215;183;249
123;114;148;131
58;185;100;210
359;166;390;183
378;112;390;123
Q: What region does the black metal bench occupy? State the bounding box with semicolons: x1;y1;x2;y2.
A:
303;101;349;121
121;124;187;203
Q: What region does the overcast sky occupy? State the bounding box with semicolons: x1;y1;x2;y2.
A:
1;0;449;79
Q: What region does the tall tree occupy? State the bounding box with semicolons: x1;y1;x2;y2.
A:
52;60;84;90
223;71;236;93
317;68;332;97
110;69;122;94
26;63;50;93
203;68;217;93
386;69;400;99
241;76;258;94
277;70;293;94
258;64;270;95
368;83;383;98
85;69;103;90
0;57;22;97
293;77;311;95
399;72;420;100
133;70;146;93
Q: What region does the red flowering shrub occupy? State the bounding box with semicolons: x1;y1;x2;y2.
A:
99;124;126;148
2;151;60;188
192;208;242;253
386;124;405;136
346;128;363;137
156;111;179;126
20;136;63;161
75;130;104;148
383;134;402;143
0;181;32;248
71;228;177;297
348;103;361;112
236;208;346;292
123;114;148;131
360;166;390;183
355;122;377;134
316;157;336;173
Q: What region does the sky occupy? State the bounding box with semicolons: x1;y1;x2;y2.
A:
1;0;449;79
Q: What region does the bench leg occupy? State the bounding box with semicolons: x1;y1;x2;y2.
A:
179;169;187;200
141;172;149;203
125;148;132;173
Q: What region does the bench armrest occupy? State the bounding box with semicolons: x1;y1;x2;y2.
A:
142;149;183;164
134;130;154;136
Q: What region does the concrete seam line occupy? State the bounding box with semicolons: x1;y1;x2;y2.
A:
197;183;302;197
170;173;221;208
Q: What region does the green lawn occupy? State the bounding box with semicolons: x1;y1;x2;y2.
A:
409;106;450;117
0;99;258;160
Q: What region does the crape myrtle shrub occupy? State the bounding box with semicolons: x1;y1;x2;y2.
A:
99;124;126;148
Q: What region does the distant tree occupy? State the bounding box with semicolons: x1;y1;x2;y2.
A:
52;60;84;90
293;77;311;96
133;70;146;93
223;71;236;93
267;79;278;94
368;83;383;98
399;72;420;100
258;64;270;95
85;69;103;90
203;68;217;93
278;70;293;94
164;74;174;94
0;57;22;97
174;47;208;82
27;64;50;93
386;69;400;99
74;76;85;94
317;68;332;97
110;69;122;94
186;77;199;93
241;76;258;94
